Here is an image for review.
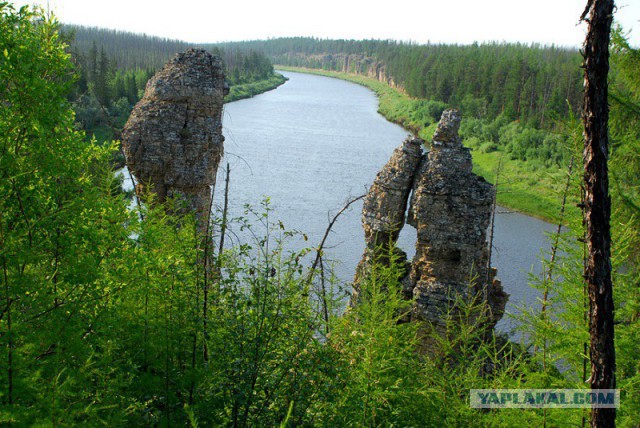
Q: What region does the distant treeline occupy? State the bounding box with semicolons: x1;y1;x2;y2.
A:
64;25;190;70
218;38;583;167
219;38;582;127
63;25;281;144
65;25;276;85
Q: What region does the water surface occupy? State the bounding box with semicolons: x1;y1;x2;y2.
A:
216;71;554;333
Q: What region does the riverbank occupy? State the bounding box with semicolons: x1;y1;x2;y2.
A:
224;72;288;103
276;66;566;223
98;73;289;168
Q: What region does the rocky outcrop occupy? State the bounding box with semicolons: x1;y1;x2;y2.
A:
352;137;424;302
285;53;402;90
406;110;507;352
354;109;508;352
122;48;228;229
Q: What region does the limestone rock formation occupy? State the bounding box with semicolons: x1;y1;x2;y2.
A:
352;137;424;302
122;48;228;228
354;109;508;352
406;110;507;351
361;137;424;250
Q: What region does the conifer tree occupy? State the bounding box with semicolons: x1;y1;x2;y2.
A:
580;0;616;426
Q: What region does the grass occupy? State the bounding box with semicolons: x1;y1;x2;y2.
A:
225;72;288;103
276;65;568;223
470;150;573;222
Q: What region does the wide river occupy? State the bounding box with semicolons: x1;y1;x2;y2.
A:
215;70;554;333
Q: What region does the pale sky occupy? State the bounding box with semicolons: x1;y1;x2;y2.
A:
10;0;640;47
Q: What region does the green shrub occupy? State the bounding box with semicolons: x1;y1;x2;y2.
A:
479;141;499;153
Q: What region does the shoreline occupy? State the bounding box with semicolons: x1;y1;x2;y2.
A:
275;66;564;223
224;72;288;103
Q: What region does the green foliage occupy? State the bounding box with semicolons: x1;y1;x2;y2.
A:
411;99;448;126
211;47;277;86
479;142;498;153
609;27;640;254
515;192;640;426
3;5;640;427
0;3;133;423
225;72;288;102
221;37;582;127
607;28;640;425
318;252;430;426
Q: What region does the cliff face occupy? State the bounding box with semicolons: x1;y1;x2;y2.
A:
355;109;508;352
406;110;507;352
122;48;228;228
352;137;424;302
286;52;402;90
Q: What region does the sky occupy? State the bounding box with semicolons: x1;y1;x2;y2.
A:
10;0;640;47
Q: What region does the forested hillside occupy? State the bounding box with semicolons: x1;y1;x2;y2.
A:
64;25;286;145
65;25;190;70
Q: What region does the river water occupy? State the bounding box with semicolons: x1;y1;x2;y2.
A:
211;71;554;333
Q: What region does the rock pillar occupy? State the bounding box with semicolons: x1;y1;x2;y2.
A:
406;110;507;352
122;48;228;230
352;137;424;302
354;109;508;353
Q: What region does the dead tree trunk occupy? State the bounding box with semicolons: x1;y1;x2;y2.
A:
581;1;616;427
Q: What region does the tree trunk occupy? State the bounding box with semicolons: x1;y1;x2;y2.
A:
581;1;616;427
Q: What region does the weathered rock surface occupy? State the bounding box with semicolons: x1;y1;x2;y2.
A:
352;137;424;302
407;110;507;352
122;48;228;228
361;137;424;250
354;109;508;353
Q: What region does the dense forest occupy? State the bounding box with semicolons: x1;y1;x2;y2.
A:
220;38;583;169
64;25;285;144
1;4;639;427
221;38;582;124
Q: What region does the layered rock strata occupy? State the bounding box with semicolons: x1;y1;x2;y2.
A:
406;110;507;351
122;48;228;229
355;109;508;352
352;137;424;302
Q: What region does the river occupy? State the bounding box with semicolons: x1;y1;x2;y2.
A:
213;71;555;334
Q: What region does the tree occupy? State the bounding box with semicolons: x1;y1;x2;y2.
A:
580;1;616;426
126;72;138;103
88;40;97;81
1;4;129;421
94;45;111;106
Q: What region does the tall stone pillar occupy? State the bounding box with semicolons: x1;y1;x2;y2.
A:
122;48;228;230
406;110;507;352
354;109;508;354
